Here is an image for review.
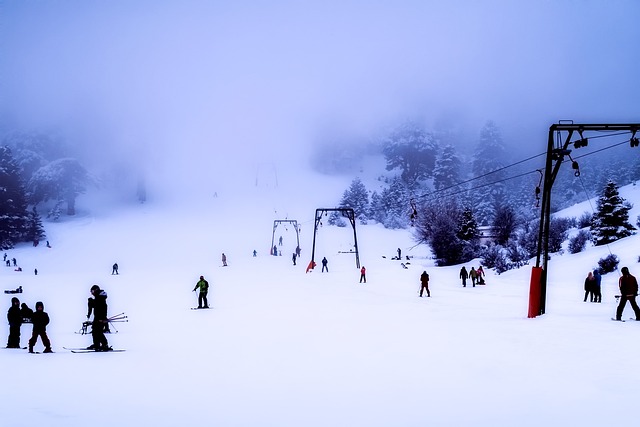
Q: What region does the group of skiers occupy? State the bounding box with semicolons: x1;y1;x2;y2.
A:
5;283;112;353
583;270;602;303
6;296;51;353
458;266;485;287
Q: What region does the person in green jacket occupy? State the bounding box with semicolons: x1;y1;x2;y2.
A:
193;276;210;308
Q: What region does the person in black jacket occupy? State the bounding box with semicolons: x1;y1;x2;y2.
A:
87;285;111;351
420;271;431;297
615;267;640;321
28;301;52;353
20;303;33;322
6;297;22;348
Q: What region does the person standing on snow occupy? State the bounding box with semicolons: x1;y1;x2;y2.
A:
460;266;468;287
615;267;640;321
28;301;52;353
193;275;210;309
469;267;477;287
321;257;329;272
419;271;431;297
87;285;111;351
112;263;119;275
360;266;366;283
222;253;227;267
6;297;23;348
583;271;596;302
593;269;602;303
292;252;297;266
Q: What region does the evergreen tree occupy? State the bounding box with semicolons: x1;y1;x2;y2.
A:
381;121;438;187
339;177;369;222
492;204;517;246
378;177;410;229
471;121;509;225
590;180;635;245
0;146;30;249
24;206;46;243
433;144;462;192
457;206;479;242
368;191;384;224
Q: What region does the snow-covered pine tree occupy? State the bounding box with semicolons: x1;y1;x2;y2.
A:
457;206;479;241
590;180;635;245
433;144;462;192
339;177;369;222
28;158;89;215
368;191;384;224
0;146;30;249
24;206;46;243
471;121;509;225
379;176;410;229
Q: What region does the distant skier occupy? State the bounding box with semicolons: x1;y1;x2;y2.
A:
296;246;301;258
593;269;602;303
292;252;297;266
28;301;52;353
87;285;111;351
112;263;119;275
253;250;257;257
273;245;278;256
419;271;431;297
193;276;210;309
397;248;402;260
477;266;485;285
34;268;38;275
12;258;16;267
615;267;640;321
6;297;22;348
583;271;596;302
321;257;328;273
222;253;227;267
460;266;468;287
279;236;283;246
469;267;477;287
360;266;366;283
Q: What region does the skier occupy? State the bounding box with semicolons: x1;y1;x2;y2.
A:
477;266;486;284
397;248;402;260
321;257;329;273
87;285;111;351
253;250;257;257
112;263;119;275
615;267;640;321
419;271;431;297
279;236;283;246
583;271;596;302
6;297;22;348
28;301;52;353
193;275;210;309
222;253;227;267
273;245;278;256
460;266;468;287
360;266;366;283
296;246;301;258
469;267;477;287
292;252;297;266
593;269;602;303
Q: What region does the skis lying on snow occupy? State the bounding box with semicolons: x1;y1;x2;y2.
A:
191;306;212;310
63;347;125;353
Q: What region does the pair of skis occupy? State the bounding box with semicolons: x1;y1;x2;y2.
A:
63;347;125;353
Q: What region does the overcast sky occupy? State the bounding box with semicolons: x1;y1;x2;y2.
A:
1;0;639;191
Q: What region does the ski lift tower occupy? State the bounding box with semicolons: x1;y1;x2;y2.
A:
308;208;360;270
529;122;640;318
270;220;300;253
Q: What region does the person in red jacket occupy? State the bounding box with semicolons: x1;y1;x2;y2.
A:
359;266;366;283
615;267;640;321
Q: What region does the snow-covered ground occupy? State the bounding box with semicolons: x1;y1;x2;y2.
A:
2;168;640;427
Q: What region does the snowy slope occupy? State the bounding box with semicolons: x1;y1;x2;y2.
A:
1;167;639;427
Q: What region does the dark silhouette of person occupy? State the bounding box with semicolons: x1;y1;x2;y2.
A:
615;267;640;321
112;263;119;275
397;248;401;259
292;253;297;266
6;297;22;348
584;271;596;302
593;269;602;303
360;266;366;283
321;257;328;272
28;301;52;353
193;275;210;309
87;285;111;351
420;271;431;297
460;267;468;287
